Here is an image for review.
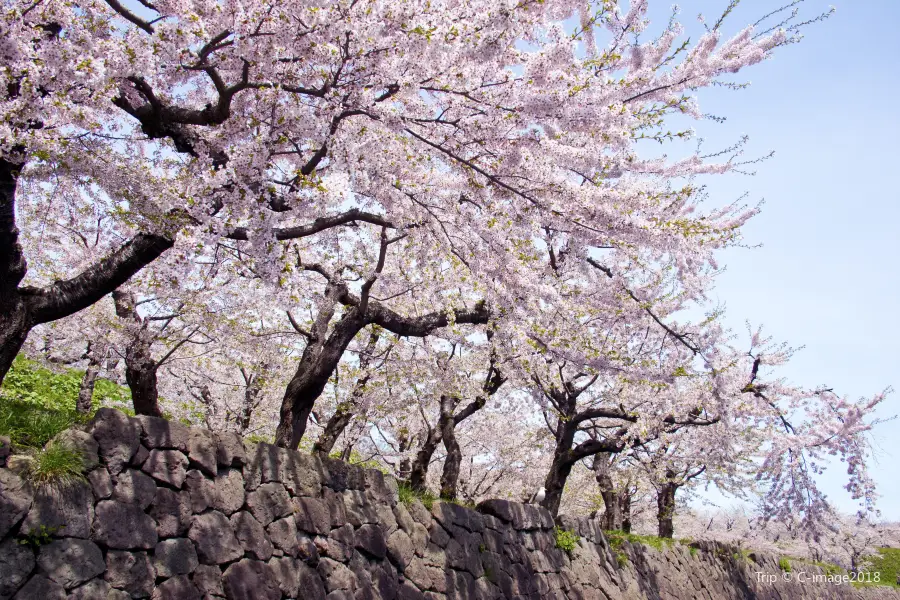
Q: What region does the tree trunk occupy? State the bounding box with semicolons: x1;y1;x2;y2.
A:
313;407;354;456
621;492;632;533
0;157;30;383
593;454;623;530
541;422;578;516
274;308;367;449
77;356;101;415
238;370;264;434
656;472;678;539
0;154;173;387
439;412;462;500
408;429;441;489
312;329;381;455
114;290;162;417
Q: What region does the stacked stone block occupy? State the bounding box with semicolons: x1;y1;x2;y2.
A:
0;409;898;600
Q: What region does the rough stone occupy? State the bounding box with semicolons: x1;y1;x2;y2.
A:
141;449;188;487
88;408;140;475
51;429;99;471
321;457;365;492
187;428;217;477
280;450;324;497
387;529;414;571
0;436;10;468
214;432;246;467
268;556;327;599
11;575;65;600
149;488;192;538
184;469;216;513
246;481;292;526
323;487;347;528
105;550;155;598
292;496;331;534
267;515;300;556
153;538;199;578
242;443;282;491
477;499;553;530
36;538;104;589
222;559;282;600
322;523;355;561
87;468;112;500
0;469;32;539
150;575;201;600
397;581;426;600
317;557;359;593
135;415;190;451
188;511;243;565
343;490;379;527
92;500;158;549
355;523;387;559
112;468;156;509
297;532;321;566
131;444;150;467
0;537;35;598
231;510;274;561
21;480;93;539
210;468;244;515
191;564;224;597
66;579;110;600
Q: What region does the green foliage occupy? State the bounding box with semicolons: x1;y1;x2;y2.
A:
397;480;436;511
17;525;61;549
246;433;275;445
605;530;676;552
554;526;580;554
863;548;900;588
0;355;131;447
689;546;698;557
778;557;792;573
10;440;86;486
329;449;389;474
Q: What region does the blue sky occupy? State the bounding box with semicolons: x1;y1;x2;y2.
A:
638;0;900;520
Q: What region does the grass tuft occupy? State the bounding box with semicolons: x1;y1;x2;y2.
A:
9;441;86;486
554;526;580;554
778;557;792;573
398;480;437;511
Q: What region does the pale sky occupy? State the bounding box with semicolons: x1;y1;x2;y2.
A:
645;0;900;520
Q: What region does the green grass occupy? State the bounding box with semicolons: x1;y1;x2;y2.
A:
398;480;437;511
554;526;580;554
9;440;86;486
605;530;677;552
0;355;131;448
778;557;792;573
860;548;900;588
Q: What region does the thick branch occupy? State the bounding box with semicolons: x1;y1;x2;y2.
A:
23;232;173;325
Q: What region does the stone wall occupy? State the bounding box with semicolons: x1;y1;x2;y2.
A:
0;408;898;600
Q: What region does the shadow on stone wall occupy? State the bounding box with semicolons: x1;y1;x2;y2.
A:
0;408;898;600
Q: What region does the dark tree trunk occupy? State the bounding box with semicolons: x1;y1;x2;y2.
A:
541;421;578;516
114;290;162;417
312;330;381;455
408;428;441;490
237;367;267;434
439;410;462;500
313;407;354;456
621;493;632;533
274;292;489;450
274;303;367;449
593;454;623;530
656;471;678;539
0;155;172;386
0;157;31;383
77;348;102;415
